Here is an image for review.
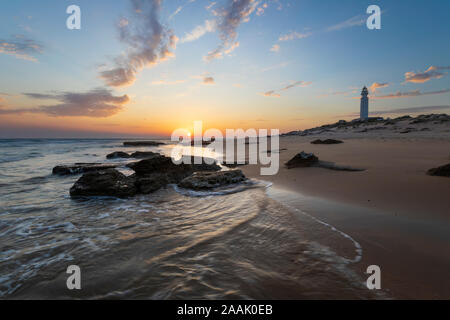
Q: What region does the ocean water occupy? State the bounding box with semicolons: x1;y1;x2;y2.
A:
0;139;378;299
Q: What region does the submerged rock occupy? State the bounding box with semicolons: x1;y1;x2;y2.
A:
178;170;247;190
106;151;131;159
285;152;319;169
70;169;137;198
427;163;450;177
123;141;165;147
53;163;118;175
130;151;159;159
311;139;343;145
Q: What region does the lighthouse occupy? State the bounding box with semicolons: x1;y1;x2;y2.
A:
360;86;369;119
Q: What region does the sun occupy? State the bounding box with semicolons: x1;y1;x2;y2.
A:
187;132;191;137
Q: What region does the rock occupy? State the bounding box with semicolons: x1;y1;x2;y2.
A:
285;151;319;169
133;173;169;194
106;151;130;159
123;141;165;147
316;161;365;172
70;169;137;198
130;151;159;158
127;154;190;176
178;170;247;190
53;163;118;175
427;163;450;177
311;139;343;145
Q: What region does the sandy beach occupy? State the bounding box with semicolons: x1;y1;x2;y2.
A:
241;128;450;299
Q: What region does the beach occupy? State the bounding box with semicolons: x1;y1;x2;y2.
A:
242;133;450;299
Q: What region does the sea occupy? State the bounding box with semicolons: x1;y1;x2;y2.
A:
0;139;379;299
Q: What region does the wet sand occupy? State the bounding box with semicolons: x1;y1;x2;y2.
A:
243;136;450;299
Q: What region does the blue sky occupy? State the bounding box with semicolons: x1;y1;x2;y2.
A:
0;0;449;137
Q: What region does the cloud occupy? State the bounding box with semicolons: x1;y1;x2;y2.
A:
369;82;389;93
373;88;450;99
278;31;312;41
0;35;43;62
260;90;280;97
0;88;129;117
327;15;365;32
169;6;183;20
261;80;312;97
204;0;259;62
181;19;217;43
99;0;178;87
281;80;312;91
203;76;215;85
404;66;450;84
270;44;280;52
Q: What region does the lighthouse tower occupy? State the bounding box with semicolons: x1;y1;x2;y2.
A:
360;86;369;119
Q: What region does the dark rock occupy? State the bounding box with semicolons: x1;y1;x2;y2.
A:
53;163;118;175
316;161;365;172
106;151;130;159
70;169;137;198
130;151;159;158
127;154;190;176
427;163;450;177
311;139;343;145
133;173;169;194
123;141;165;147
178;170;247;190
285;152;319;169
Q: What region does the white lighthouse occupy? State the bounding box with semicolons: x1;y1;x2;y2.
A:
360;86;369;119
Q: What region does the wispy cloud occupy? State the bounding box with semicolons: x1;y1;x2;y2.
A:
261;80;312;97
203;76;215;85
0;34;43;62
270;44;280;52
278;31;312;41
281;80;312;91
99;0;178;87
404;66;450;84
327;15;365;32
181;19;216;43
260;90;280;98
0;88;129;117
369;82;389;93
372;88;450;99
204;0;259;62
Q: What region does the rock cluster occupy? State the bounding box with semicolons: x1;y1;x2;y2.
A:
69;153;242;198
53;163;118;175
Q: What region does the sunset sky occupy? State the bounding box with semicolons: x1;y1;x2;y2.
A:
1;0;449;138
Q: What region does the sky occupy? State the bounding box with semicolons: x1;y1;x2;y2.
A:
0;0;449;138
